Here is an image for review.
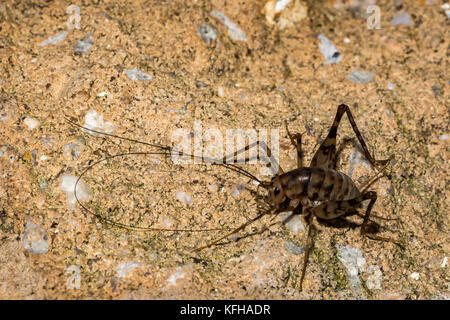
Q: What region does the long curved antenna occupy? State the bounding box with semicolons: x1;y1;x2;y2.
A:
74;151;224;232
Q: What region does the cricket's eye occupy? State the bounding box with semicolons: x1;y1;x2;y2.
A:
273;187;280;196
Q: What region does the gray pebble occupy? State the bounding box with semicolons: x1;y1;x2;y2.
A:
73;33;94;53
22;220;50;254
196;24;218;44
348;69;375;84
318;34;342;64
285;241;305;255
124;67;153;81
39;31;68;47
211;10;247;42
391;12;413;26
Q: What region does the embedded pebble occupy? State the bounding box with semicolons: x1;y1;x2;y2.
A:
73;33;94;53
22;220;50;254
211;10;247;42
391;12;413;26
280;211;305;234
348;149;371;177
82;110;116;137
24;117;40;130
231;181;246;197
196;24;218;44
366;265;382;290
318;34;342;64
387;82;395;90
431;84;440;98
207;184;218;192
66;265;81;289
117;261;140;278
337;245;366;293
284;241;305;255
60;175;92;210
39;178;48;189
217;86;225;97
348;69;375;84
124;67;153;81
264;0;307;30
175;191;192;205
439;134;448;141
39;31;68;47
64;138;84;159
410;272;420;280
166;266;185;286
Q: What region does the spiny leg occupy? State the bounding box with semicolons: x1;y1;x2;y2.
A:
193;210;274;252
299;211;315;291
285;121;305;168
359;191;401;245
310;104;392;170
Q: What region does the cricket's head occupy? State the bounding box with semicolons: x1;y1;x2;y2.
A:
262;175;286;210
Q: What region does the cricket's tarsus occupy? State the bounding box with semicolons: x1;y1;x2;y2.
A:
66;104;401;292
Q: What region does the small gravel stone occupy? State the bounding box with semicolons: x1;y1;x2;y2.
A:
24;117;40;130
366;265;382;290
22;220;50;254
387;82;395;90
318;34;342;64
175;191;192;205
337;245;366;293
285;241;305;255
439;134;449;141
391;12;413;26
117;261;140;278
82;110;116;137
231;181;246;197
124;67;153;81
410;272;420;280
39;31;68;47
64;138;84;159
66;265;81;290
73;33;94;53
211;10;247;42
348;69;375;84
60;175;92;210
196;24;218;44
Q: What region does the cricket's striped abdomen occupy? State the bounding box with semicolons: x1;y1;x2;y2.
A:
279;167;361;201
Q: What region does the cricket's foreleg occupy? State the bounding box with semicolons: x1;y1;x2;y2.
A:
285;121;305;168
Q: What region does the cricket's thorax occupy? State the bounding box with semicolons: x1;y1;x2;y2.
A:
279;167;361;202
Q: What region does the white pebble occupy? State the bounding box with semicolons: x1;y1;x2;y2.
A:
344;37;351;43
442;3;450;10
438;134;449;141
82;110;116;137
22;220;50;254
124;67;153;81
39;31;68;47
117;261;140;278
24;117;40;130
218;86;225;97
410;272;420;280
175;191;192;205
441;257;448;268
211;10;247;42
348;69;375;84
387;82;395;90
318;34;342;64
97;91;108;97
337;245;366;293
231;181;246;197
60;175;92;211
313;117;319;122
166;266;185;286
280;212;305;234
366;265;382;290
40;155;48;161
66;265;81;290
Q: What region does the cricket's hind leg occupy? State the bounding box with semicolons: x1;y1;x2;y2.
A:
310;104;392;170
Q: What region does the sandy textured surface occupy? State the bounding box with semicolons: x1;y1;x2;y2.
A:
0;0;448;299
